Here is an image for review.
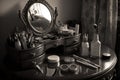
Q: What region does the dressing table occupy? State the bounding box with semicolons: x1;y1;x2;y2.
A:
2;45;117;80
3;0;117;80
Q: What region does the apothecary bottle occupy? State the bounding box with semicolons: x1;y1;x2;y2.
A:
81;34;89;57
90;24;101;58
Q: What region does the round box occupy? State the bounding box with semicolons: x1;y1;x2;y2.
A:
7;43;45;70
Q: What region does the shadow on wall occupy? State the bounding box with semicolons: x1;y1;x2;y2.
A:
47;0;82;23
0;0;24;64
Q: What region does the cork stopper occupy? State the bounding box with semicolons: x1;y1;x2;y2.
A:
83;34;88;42
93;24;98;34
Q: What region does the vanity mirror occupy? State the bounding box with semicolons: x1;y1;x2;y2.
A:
22;0;55;35
6;0;57;70
21;0;80;51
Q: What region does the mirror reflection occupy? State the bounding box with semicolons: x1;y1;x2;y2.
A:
28;3;52;33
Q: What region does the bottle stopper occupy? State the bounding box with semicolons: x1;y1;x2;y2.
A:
93;24;98;34
83;34;88;42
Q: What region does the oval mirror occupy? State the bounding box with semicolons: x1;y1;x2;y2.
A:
28;3;52;33
22;0;54;34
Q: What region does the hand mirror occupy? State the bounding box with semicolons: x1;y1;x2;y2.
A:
22;0;54;35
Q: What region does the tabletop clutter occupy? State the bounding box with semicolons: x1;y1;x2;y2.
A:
6;23;111;76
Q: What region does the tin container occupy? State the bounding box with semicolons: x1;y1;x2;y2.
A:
20;53;45;69
7;43;45;70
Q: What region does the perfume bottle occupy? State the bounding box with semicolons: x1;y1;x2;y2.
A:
90;24;101;58
81;34;89;57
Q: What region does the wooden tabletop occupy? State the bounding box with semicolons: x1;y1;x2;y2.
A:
1;45;117;80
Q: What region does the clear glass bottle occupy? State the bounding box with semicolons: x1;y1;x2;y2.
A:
81;34;89;57
90;24;101;58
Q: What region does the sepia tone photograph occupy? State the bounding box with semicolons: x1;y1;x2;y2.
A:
0;0;119;80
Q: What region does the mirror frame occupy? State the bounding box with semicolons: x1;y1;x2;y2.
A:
22;0;54;35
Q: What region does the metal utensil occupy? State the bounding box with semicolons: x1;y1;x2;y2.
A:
73;54;100;69
36;65;44;74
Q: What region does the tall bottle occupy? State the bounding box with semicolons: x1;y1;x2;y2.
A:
81;34;89;57
90;24;101;58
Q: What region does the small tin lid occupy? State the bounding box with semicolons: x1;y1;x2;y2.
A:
47;55;60;63
102;53;111;59
69;64;78;72
60;64;69;72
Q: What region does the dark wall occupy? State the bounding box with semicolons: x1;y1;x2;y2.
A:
81;0;118;50
0;0;21;64
0;0;82;64
47;0;82;22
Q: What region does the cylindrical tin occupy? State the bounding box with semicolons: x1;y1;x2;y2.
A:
7;43;45;70
20;53;45;69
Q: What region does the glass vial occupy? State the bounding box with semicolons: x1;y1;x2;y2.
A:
81;34;89;57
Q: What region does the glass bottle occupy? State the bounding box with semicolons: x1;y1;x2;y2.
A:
81;34;89;57
90;24;101;58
